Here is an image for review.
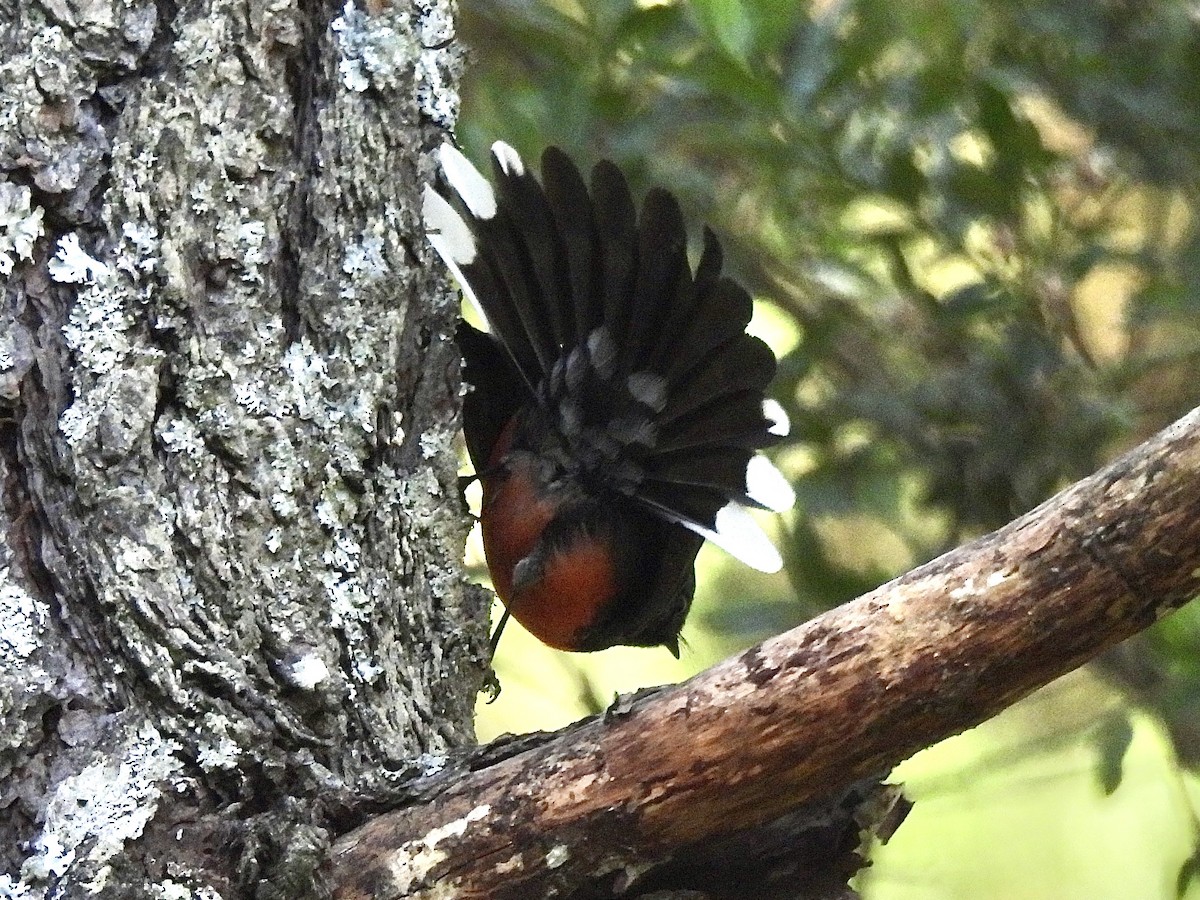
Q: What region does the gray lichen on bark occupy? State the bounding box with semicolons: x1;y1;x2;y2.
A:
1;0;481;895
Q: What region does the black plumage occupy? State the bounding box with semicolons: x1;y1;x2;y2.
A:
424;142;792;650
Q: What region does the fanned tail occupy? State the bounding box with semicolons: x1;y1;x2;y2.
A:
425;141;793;572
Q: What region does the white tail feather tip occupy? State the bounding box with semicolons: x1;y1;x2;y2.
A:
491;141;525;176
422;186;477;265
763;399;790;437
712;504;783;573
437;143;497;219
746;455;795;512
423;188;488;324
674;503;782;573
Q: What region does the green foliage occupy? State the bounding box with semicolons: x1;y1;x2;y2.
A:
460;0;1200;562
459;0;1200;891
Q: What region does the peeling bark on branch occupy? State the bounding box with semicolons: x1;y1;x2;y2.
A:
328;406;1200;899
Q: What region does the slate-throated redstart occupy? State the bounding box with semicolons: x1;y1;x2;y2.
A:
424;142;793;654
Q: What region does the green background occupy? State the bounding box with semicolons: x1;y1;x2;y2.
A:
455;1;1200;896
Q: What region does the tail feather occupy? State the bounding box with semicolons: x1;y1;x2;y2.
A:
654;278;757;383
694;227;724;289
637;492;784;573
591;160;640;346
426;189;541;392
476;203;558;373
490;153;574;353
655;338;776;432
638;226;723;377
541;147;603;342
634;482;729;531
625;189;690;370
643;444;793;515
652;393;778;454
644;446;754;500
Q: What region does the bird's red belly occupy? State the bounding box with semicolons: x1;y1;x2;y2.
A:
480;465;616;651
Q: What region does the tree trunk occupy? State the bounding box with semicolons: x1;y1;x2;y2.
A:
0;0;486;896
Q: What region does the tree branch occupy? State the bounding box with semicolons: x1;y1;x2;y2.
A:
328;405;1200;899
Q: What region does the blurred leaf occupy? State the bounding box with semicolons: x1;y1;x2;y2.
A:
690;0;757;66
1093;712;1135;795
612;3;685;46
976;80;1052;187
946;161;1020;222
941;283;1010;319
1178;844;1200;900
690;0;803;67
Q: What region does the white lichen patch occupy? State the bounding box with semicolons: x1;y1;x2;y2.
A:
418;426;452;462
284;652;330;690
193;714;241;772
340;226;390;299
0;331;13;374
347;387;377;434
30;26;93;97
267;455;301;519
281;338;337;421
59;354;163;451
112;535;164;574
326;571;370;628
150;878;226;900
415;753;447;777
21;723;182;886
157;414;207;459
54;226;168;464
57;402;92;447
232;378;273;415
352;653;384;684
0;873;38;898
109;142;161;222
151;880;193;900
0;571;47;673
59;283;132;374
49;233;112;284
545;844;570;869
117;221;161;277
415;0;453;47
323;531;363;574
414;0;459;127
0;183;45;275
332;0;418;94
236;219;267;284
316;469;361;532
385;805;491;894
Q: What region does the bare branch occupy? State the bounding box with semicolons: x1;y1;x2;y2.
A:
329;405;1200;898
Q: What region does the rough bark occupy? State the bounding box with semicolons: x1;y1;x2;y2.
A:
0;0;486;897
328;406;1200;900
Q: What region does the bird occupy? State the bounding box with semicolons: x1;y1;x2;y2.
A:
423;141;794;654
